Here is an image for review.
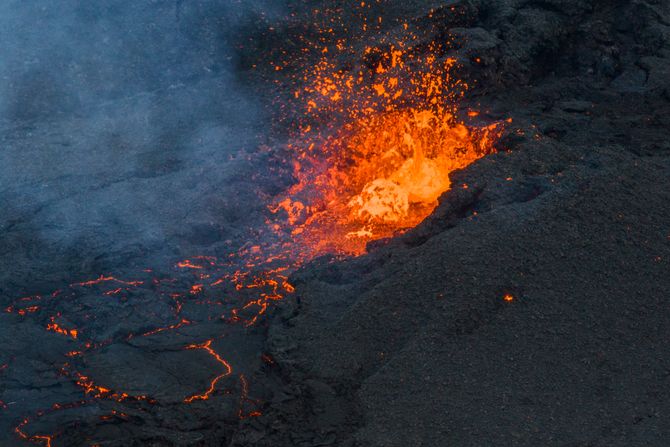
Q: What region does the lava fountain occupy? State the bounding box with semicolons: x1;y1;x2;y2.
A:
270;39;504;256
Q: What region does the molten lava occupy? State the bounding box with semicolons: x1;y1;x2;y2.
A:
8;11;506;446
285;109;501;255
183;340;233;403
271;40;504;255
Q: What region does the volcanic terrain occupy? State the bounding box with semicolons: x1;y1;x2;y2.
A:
1;1;670;446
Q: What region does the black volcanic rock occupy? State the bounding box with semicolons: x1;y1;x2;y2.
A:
231;1;670;446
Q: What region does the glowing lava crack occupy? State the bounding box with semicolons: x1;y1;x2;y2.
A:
6;12;505;447
183;340;233;403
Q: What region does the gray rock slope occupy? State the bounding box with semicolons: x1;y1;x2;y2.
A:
237;1;670;446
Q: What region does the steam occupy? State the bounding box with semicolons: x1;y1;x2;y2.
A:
0;1;285;281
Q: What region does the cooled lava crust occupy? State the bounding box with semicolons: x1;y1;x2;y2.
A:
1;1;670;446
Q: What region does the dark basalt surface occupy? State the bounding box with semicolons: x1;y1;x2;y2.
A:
1;1;669;446
236;1;670;446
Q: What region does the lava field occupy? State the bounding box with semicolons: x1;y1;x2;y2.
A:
1;1;670;446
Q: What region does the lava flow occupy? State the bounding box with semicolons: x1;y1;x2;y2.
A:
8;12;505;447
183;340;233;403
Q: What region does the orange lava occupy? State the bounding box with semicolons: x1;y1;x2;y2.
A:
270;39;504;256
11;10;506;446
141;318;192;337
32;436;52;447
15;430;51;447
70;275;143;288
238;374;262;419
103;288;124;296
46;315;78;340
15;419;52;447
276;110;501;255
177;260;205;270
184;340;233;403
14;399;90;447
70;369;154;403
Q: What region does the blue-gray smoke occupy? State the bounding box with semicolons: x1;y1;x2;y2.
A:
0;1;286;288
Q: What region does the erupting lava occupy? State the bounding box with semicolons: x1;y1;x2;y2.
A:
8;8;506;446
270;39;503;255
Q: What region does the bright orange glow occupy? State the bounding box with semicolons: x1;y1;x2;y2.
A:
177;260;205;269
184;340;233;403
46;315;78;339
14;420;52;447
503;294;514;302
277;110;501;255
141;318;192;337
70;369;153;403
70;275;143;288
271;41;504;256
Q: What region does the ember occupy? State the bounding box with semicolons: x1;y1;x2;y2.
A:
271;40;504;255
